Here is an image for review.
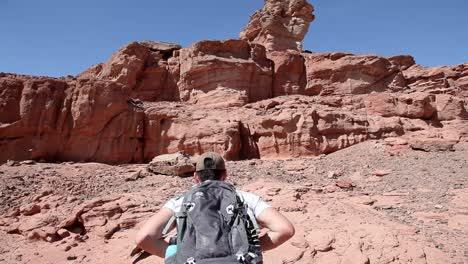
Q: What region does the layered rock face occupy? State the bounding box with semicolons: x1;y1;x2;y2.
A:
0;0;466;164
0;74;145;163
177;40;273;105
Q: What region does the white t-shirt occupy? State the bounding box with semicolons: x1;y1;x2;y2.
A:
163;190;271;218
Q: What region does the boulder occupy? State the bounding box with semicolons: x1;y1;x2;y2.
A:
147;152;195;176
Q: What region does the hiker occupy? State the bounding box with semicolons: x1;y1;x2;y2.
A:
135;152;295;263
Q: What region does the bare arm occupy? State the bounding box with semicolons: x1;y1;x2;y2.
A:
256;207;295;251
135;207;174;258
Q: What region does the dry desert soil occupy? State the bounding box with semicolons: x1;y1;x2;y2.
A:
0;140;467;264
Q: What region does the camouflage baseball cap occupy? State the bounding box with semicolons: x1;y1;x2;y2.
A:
195;152;226;171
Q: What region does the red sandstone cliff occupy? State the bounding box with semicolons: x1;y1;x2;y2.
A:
0;0;466;164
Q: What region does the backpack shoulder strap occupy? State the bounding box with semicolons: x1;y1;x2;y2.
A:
161;190;191;237
162;215;176;237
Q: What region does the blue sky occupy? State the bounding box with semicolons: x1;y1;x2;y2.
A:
1;0;467;77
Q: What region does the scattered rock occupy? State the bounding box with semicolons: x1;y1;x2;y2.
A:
7;208;20;217
373;170;392;177
6;160;20;166
384;137;408;146
32;190;53;202
306;231;335;252
328;170;343;179
27;229;46;241
335;180;355;189
6;225;20;234
290;236;309;249
147;152;195;177
66;197;78;203
124;170;143;181
104;223;121;239
57;229;71;238
20;204;41;216
323;185;337;193
19;160;36;165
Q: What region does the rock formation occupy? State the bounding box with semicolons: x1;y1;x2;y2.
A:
0;0;466;164
240;0;315;52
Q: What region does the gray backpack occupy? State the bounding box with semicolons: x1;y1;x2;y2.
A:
163;181;263;264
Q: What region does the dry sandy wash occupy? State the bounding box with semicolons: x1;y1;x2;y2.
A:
0;141;467;264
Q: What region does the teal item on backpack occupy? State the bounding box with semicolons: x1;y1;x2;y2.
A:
165;245;177;258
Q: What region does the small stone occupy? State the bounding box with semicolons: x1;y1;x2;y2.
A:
27;230;46;240
66;255;77;260
328;170;343;179
266;187;281;196
323;185;337;193
373;169;392;177
384;137;408;146
66;197;77;203
290;237;309;249
73;234;86;242
104;223;121;239
6;160;20;166
124;170;142;181
20;160;36;165
57;229;71;238
7;208;20;217
6;225;20;234
434;204;443;209
63;245;72;252
361;197;376;206
335;180;355;189
20;204;41;216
